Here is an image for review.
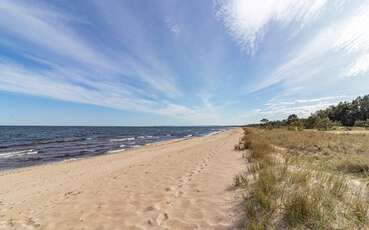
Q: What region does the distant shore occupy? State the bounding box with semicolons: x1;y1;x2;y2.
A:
0;128;244;229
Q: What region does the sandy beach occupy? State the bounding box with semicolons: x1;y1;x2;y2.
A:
0;128;244;229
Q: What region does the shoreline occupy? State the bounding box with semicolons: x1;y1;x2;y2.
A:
0;128;243;229
0;128;244;229
0;129;227;174
0;135;198;176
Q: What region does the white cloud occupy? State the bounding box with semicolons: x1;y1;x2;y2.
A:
216;0;330;54
246;1;369;93
248;26;333;92
0;60;152;111
346;54;369;77
334;4;369;77
166;18;181;36
334;4;369;53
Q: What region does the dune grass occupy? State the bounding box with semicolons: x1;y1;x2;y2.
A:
234;128;369;229
258;128;369;178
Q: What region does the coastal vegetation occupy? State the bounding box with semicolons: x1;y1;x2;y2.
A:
256;94;369;131
234;95;369;229
234;128;369;229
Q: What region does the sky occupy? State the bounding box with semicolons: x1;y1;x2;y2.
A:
0;0;369;126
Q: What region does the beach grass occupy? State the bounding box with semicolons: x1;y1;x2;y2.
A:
234;128;369;229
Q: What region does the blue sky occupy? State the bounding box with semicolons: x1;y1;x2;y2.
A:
0;0;369;126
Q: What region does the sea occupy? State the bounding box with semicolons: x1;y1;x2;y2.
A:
0;126;226;170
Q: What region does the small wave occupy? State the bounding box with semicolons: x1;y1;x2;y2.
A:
33;137;86;145
0;149;38;159
107;149;126;153
206;131;222;136
110;137;135;142
120;144;126;148
185;134;193;138
63;157;82;162
137;136;159;140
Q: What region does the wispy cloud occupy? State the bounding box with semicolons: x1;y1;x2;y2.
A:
0;0;112;69
166;17;181;36
217;0;369;121
230;0;369;101
0;0;184;96
0;0;202;121
215;0;330;54
0;58;219;124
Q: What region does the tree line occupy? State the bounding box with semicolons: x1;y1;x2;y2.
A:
255;94;369;130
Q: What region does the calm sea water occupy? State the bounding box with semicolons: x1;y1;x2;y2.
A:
0;126;225;170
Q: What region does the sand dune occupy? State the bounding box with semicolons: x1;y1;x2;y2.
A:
0;128;244;229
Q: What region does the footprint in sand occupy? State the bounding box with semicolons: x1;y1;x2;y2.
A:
148;212;169;226
25;217;41;228
152;156;214;225
64;191;82;199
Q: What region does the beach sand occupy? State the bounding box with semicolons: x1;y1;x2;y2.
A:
0;128;244;229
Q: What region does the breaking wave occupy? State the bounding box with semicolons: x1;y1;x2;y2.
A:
0;149;38;159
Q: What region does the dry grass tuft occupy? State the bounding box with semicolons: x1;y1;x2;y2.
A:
284;192;325;228
352;198;369;225
233;173;249;188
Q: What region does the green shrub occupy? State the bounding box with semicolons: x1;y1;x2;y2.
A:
316;117;334;131
354;119;369;128
304;115;320;129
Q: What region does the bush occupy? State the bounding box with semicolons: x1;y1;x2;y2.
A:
354;119;369;128
304;115;320;129
316;117;334;131
288;121;304;131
